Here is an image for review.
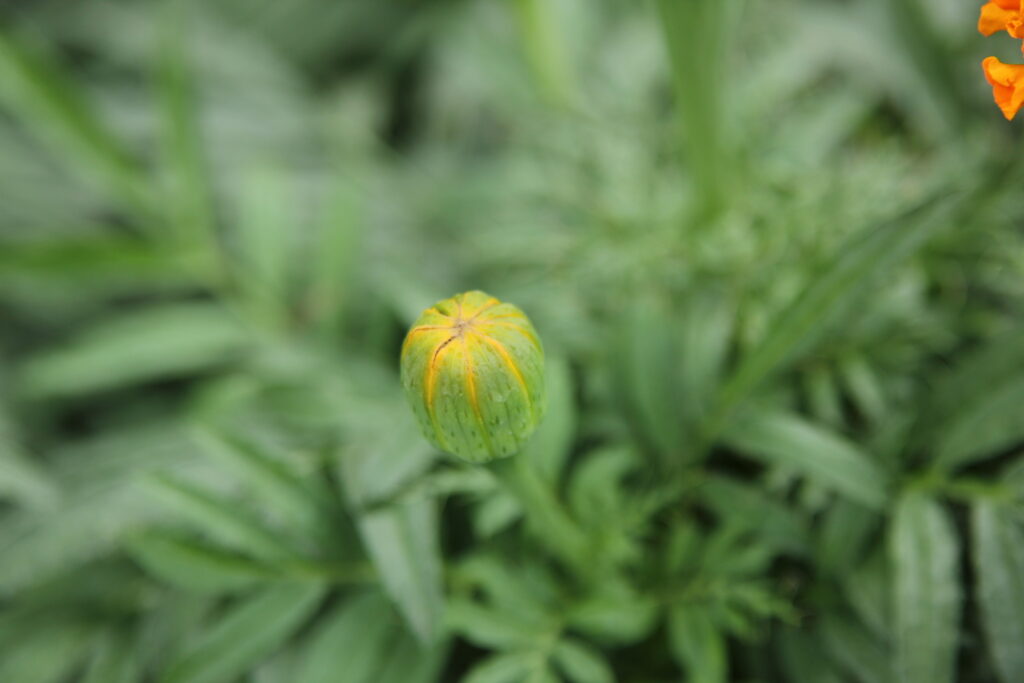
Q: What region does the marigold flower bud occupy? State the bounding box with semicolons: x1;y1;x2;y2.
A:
400;291;546;463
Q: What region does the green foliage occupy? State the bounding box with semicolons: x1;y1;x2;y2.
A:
1;0;1022;680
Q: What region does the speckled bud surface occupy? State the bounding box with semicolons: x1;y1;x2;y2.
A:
400;291;546;463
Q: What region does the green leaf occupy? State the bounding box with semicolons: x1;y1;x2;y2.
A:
230;164;299;329
463;653;535;683
446;599;542;650
295;592;395;683
552;638;615;683
147;475;298;563
82;629;139;683
0;425;210;595
160;582;326;683
18;303;247;399
0;405;57;509
566;583;657;646
934;375;1024;470
656;0;739;215
374;630;449;683
817;500;879;575
612;297;688;461
971;501;1024;683
126;530;274;594
522;353;575;484
338;389;436;508
890;492;960;683
837;354;887;424
156;0;216;250
723;409;889;509
708;188;964;436
668;606;727;683
698;474;810;557
306;183;362;338
357;496;444;643
777;629;844;683
0;29;152;216
820;615;891;683
0;618;92;683
195;428;329;533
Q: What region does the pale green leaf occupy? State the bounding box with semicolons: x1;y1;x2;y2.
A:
160;582;326;683
18;303;247;399
126;530;274;594
463;652;535;683
357;496;444;643
147;475;298;563
709;189;963;435
723;409;889;509
295;592;394;683
971;501;1024;683
82;629;139;683
668;606;727;683
553;638;614;683
890;492;960;683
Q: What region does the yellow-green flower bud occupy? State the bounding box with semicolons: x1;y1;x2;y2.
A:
400;291;546;464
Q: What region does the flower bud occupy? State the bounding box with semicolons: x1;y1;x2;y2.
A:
400;291;545;463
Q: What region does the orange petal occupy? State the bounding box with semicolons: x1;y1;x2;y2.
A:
993;0;1021;9
1009;16;1024;37
979;2;1019;35
982;56;1024;120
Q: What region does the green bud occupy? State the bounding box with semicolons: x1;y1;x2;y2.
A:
400;291;546;464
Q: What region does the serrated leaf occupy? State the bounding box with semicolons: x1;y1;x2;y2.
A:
890;492;960;683
126;530;274;594
723;409;888;509
553;638;614;683
971;501;1024;683
357;496;443;643
668;606;727;683
160;582;325;683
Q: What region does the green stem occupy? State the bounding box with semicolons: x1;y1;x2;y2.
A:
656;0;742;220
513;0;574;107
489;455;589;571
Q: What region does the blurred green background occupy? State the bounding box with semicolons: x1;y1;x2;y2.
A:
1;0;1023;681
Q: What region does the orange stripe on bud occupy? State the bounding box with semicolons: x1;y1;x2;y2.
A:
474;333;533;418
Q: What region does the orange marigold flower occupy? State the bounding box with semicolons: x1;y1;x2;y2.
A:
979;0;1024;43
982;56;1024;119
